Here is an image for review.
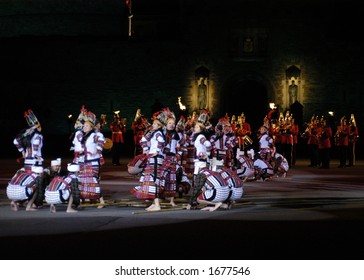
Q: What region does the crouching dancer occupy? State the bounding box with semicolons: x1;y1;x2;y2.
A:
45;163;81;213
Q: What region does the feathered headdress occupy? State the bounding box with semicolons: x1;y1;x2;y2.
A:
74;105;96;129
74;105;87;130
85;111;96;127
196;109;209;128
152;107;173;127
217;117;230;127
176;115;186;130
164;107;176;124
24;109;40;128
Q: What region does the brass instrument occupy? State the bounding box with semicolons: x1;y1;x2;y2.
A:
300;125;311;139
242;135;253;147
134;108;142;122
100;114;107;131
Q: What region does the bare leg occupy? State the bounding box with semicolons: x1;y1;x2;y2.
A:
26;192;38;211
97;196;106;209
197;198;212;211
209;202;223;211
145;198;161;211
10;201;18;212
145;202;155;210
50;204;56;213
169;197;177;207
200;206;214;211
66;196;78;213
220;203;229;209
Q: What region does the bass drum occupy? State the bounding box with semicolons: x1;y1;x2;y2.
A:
103;138;113;153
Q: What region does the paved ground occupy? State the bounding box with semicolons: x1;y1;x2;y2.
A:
1;157;364;260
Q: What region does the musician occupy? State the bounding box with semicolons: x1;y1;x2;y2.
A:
302;116;320;167
335;116;350;168
280;112;294;168
348;114;359;167
235;112;252;154
291;118;300;167
318;117;332;169
110;112;126;166
132;109;149;156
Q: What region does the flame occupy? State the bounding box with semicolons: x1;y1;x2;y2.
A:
178;97;186;111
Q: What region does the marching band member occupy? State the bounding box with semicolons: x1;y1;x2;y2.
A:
278;112;293;168
301;115;320;167
291;118;300;167
318;117;332;169
348;114;359;167
132;109;150;156
235;112;252;153
109;112;126;166
335;116;350;168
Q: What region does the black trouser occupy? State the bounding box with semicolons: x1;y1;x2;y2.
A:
337;145;348;167
348;143;356;166
112;142;122;164
319;148;330;168
308;144;319;166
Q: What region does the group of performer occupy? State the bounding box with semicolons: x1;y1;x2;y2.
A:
300;113;359;169
7;105;359;213
128;107;293;211
8;106;107;213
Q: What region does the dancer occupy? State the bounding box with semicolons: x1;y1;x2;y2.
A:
130;109;167;211
13;109;43;165
45;163;81;213
72;106;106;208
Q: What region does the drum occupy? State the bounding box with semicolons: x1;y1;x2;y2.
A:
127;154;149;175
103;138;113;153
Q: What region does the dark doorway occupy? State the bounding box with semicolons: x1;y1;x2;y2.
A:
221;78;269;151
222;79;268;131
